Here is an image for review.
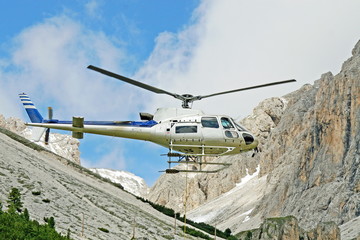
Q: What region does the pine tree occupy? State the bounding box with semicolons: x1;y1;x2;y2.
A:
45;216;56;228
0;200;3;214
48;216;55;229
66;229;71;239
7;187;23;214
23;208;30;221
225;228;232;237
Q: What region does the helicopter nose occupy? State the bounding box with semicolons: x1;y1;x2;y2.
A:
242;132;259;151
242;132;255;145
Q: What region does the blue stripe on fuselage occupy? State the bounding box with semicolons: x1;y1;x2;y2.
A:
43;120;158;127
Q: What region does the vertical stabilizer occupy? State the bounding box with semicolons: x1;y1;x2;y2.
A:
19;93;44;123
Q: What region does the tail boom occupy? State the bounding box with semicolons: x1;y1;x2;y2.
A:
25;122;153;141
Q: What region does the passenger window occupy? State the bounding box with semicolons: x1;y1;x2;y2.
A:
225;130;239;138
221;117;234;129
201;117;219;128
175;126;198;133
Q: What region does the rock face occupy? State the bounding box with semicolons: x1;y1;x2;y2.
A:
256;40;360;230
148;40;360;238
236;216;341;240
0;115;80;164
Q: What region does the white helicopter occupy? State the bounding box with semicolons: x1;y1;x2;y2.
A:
20;65;295;173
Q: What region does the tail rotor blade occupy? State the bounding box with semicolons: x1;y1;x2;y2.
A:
45;107;53;145
44;128;50;145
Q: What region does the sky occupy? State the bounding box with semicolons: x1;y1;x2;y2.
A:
1;0;360;186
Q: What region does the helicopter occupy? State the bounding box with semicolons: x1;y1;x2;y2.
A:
20;65;296;173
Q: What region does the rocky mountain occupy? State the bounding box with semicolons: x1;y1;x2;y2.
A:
0;126;214;239
236;216;341;240
89;168;149;197
148;39;360;239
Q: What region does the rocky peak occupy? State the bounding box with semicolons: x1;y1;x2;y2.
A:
241;97;287;149
148;39;360;239
254;39;360;230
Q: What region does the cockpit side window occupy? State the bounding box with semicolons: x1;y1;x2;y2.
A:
201;117;219;128
221;117;234;129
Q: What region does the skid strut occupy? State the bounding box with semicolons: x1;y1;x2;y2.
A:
160;144;231;174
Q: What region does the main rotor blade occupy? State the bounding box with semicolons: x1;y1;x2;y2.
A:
87;65;180;98
198;79;296;100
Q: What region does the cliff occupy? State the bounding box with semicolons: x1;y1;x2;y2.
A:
236;216;341;240
148;40;360;239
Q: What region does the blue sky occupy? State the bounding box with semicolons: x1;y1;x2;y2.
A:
1;0;360;186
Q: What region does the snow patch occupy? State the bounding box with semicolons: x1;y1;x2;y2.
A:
90;168;149;197
188;165;266;232
241;208;254;223
190;210;222;223
224;166;260;197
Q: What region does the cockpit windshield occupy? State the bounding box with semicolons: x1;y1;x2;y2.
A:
232;118;247;131
221;117;235;129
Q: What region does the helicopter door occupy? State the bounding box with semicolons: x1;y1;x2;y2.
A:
169;121;202;153
200;117;222;144
220;117;240;140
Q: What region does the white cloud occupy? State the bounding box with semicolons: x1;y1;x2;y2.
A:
137;0;360;118
1;14;146;121
85;0;101;19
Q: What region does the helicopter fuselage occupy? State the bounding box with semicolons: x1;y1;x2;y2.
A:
27;107;258;156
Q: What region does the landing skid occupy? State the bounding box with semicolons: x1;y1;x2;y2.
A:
160;152;231;174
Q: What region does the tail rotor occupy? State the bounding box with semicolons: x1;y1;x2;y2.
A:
44;107;53;145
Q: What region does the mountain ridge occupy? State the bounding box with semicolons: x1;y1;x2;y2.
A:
148;39;360;239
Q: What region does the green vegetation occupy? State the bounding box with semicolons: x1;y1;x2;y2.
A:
44;217;56;229
7;187;23;214
42;199;51;203
181;226;212;239
136;196;236;239
32;191;41;196
0;188;71;240
98;227;109;233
